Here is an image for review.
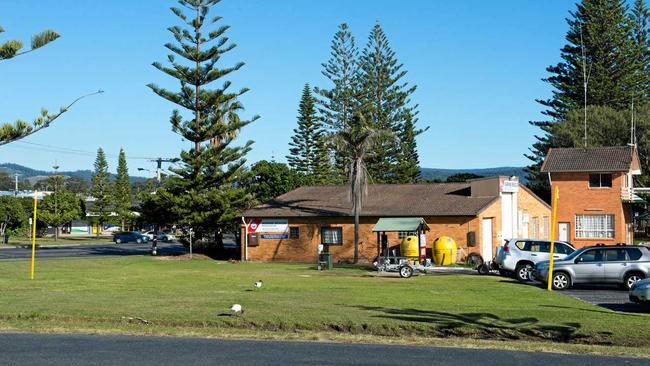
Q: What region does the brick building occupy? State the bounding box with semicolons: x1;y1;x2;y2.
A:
541;146;642;247
240;176;550;263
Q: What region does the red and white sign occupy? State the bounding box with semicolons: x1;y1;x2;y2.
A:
247;219;288;233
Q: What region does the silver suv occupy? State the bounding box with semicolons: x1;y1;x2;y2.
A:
494;239;575;282
534;245;650;290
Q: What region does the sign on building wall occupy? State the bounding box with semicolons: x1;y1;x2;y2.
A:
261;234;289;239
247;219;289;233
500;179;519;193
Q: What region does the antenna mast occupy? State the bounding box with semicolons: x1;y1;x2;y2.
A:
580;23;589;148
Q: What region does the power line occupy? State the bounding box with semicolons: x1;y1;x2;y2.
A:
8;141;156;160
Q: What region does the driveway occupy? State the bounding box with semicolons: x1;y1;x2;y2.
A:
0;241;187;260
563;284;649;313
0;333;647;366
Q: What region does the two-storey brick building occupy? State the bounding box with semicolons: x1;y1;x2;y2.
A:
541;146;642;247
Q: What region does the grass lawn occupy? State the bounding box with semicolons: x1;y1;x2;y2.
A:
0;256;648;357
7;236;113;246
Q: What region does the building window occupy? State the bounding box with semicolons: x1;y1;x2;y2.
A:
398;231;416;240
289;227;299;239
321;227;342;245
575;214;615;239
589;173;612;188
531;217;539;239
542;216;549;239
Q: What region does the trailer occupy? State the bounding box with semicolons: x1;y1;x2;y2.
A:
372;217;436;278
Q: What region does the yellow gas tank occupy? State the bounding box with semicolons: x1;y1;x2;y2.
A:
433;236;457;265
400;235;420;257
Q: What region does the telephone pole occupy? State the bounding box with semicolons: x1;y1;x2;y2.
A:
14;173;20;196
148;158;178;184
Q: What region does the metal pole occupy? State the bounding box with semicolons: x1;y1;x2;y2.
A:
156;158;162;184
30;191;38;280
547;186;559;291
189;229;193;259
14;173;19;196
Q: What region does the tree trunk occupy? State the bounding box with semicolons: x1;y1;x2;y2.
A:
54;226;58;241
353;206;359;264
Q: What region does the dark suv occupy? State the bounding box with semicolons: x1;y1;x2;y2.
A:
534;244;650;290
113;231;149;244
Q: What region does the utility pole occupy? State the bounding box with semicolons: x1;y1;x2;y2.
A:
148;158;177;184
53;164;60;241
14;173;19;196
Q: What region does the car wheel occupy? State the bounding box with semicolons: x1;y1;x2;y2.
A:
399;265;413;278
477;264;490;275
624;272;645;290
515;263;533;282
115;239;122;244
552;272;570;290
136;238;142;244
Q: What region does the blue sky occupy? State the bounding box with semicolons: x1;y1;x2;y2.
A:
0;0;575;175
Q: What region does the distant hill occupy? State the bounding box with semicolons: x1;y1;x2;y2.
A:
0;163;148;184
420;167;527;182
2;162;527;185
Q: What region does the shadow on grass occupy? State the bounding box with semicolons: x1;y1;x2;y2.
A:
351;305;610;343
540;304;646;316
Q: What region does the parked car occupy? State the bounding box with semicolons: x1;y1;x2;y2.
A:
144;231;175;242
113;231;149;244
494;239;575;281
630;278;650;305
534;245;650;290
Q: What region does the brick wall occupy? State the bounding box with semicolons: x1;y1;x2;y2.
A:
241;187;551;263
551;172;632;247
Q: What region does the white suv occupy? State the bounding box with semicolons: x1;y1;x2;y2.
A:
495;239;575;281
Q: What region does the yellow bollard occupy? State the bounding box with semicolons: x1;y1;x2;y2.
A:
30;191;38;280
547;186;559;291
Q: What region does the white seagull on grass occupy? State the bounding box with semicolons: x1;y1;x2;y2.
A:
229;304;243;316
254;280;263;289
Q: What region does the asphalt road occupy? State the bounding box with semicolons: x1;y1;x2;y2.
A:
0;333;647;366
0;241;187;260
564;284;649;313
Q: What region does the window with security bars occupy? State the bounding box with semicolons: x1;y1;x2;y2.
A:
321;227;342;245
398;231;416;240
575;214;615;239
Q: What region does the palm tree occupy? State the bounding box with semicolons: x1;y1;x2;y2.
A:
331;114;389;263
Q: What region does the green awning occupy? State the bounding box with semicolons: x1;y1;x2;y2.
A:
372;217;429;232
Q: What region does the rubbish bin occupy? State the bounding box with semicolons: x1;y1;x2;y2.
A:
318;252;333;270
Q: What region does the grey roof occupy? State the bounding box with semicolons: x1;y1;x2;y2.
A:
541;146;635;173
242;184;498;218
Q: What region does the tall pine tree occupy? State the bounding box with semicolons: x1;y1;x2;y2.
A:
147;0;258;241
315;23;362;182
114;148;132;230
527;0;637;198
287;83;331;183
629;0;650;101
359;23;425;183
90;148;112;236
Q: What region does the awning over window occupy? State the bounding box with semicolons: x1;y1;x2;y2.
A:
372;217;429;232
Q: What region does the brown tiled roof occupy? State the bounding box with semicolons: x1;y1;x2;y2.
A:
540;146;635;173
242;183;498;218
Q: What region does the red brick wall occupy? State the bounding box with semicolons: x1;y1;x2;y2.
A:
551;172;632;247
241;188;550;263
